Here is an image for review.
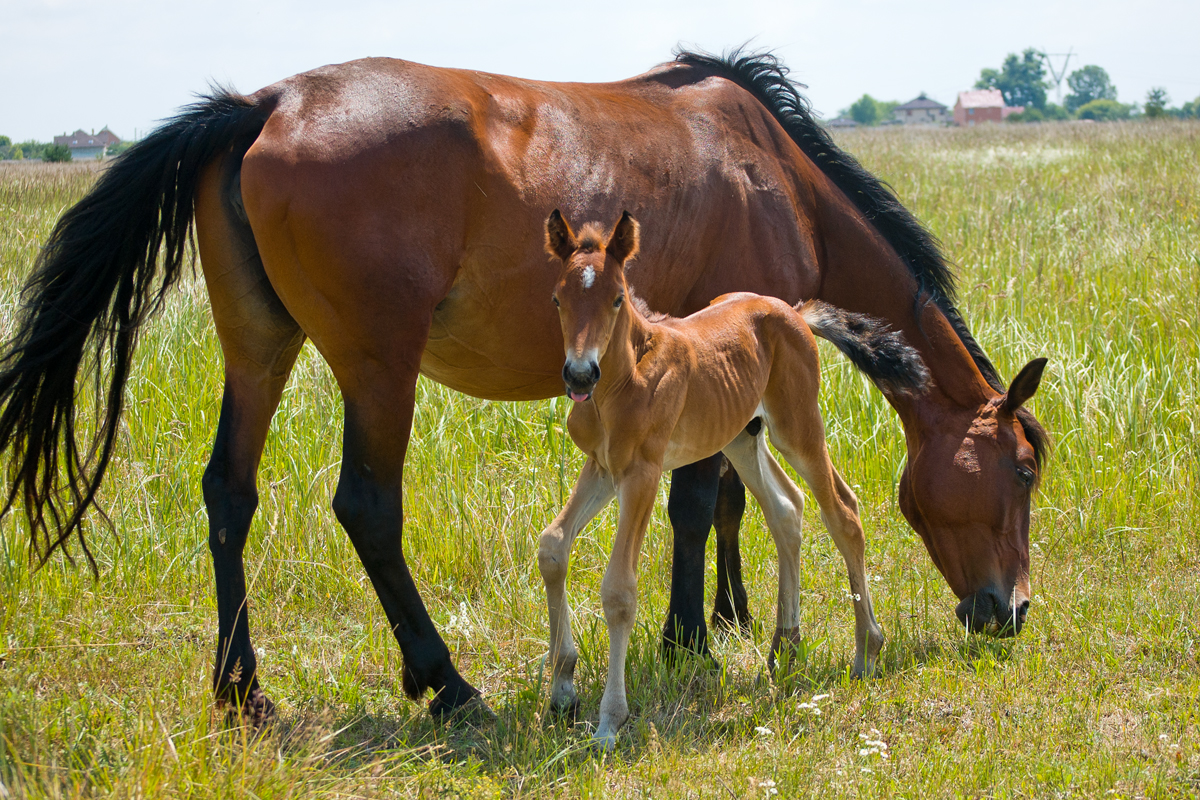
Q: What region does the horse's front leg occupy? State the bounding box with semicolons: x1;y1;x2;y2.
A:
595;464;661;749
663;453;723;661
711;458;753;632
537;458;616;715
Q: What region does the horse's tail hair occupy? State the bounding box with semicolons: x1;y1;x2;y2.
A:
0;87;271;572
798;300;931;396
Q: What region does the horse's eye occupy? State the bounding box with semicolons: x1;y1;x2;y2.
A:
1016;467;1034;488
552;295;560;307
613;294;624;309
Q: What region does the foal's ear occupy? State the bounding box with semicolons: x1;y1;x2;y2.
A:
1001;357;1048;414
607;211;640;265
545;209;578;261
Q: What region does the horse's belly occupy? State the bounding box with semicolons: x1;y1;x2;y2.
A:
420;259;565;400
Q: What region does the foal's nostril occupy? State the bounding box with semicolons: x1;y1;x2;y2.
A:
1017;600;1030;624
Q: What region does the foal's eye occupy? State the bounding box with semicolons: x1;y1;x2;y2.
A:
551;295;560;307
1016;467;1035;488
613;294;624;309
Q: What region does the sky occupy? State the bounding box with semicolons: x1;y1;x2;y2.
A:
2;0;1198;142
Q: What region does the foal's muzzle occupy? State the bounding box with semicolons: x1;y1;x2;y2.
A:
955;586;1030;637
562;359;600;402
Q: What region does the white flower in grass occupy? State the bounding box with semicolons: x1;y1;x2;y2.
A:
754;726;773;736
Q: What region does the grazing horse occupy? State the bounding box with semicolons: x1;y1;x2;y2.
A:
538;210;930;747
0;48;1047;722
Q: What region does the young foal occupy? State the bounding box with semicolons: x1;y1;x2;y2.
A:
537;210;931;747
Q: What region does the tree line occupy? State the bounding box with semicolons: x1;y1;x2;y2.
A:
841;49;1199;125
0;137;134;161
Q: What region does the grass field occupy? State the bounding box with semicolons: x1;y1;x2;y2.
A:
1;120;1198;798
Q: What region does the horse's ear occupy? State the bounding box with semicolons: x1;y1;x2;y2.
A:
607;211;640;265
1001;357;1047;414
545;209;578;261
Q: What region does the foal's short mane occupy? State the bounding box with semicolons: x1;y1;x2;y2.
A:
673;46;1048;468
576;222;608;253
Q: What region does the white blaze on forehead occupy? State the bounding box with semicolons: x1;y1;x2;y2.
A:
581;266;595;289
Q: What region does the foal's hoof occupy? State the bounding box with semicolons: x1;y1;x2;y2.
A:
767;626;805;678
216;686;276;728
430;692;496;727
590;730;619;753
549;694;582;720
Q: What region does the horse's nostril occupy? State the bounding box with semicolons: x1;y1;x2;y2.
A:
1017;600;1030;622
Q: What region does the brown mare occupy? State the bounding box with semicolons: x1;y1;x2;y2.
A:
540;210;931;746
0;49;1047;722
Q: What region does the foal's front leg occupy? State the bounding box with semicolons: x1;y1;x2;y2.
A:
595;465;661;749
537;459;616;714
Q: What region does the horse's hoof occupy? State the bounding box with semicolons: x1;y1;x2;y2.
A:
216;686;275;728
430;692;496;726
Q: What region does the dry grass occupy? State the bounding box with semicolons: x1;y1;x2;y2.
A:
1;121;1198;798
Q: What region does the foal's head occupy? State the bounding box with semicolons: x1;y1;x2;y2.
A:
544;209;640;402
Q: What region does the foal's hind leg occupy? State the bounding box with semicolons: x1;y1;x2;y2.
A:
196;162;305;721
762;403;884;678
538;458;615;714
720;430;806;674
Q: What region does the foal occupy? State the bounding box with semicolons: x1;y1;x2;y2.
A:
537;210;931;747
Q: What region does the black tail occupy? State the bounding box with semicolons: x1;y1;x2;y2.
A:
799;300;931;396
0;88;271;571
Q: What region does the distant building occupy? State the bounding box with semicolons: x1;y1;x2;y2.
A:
954;90;1024;126
893;94;950;125
827;116;859;129
53;127;122;159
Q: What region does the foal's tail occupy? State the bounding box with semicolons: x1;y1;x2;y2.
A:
798;300;931;396
0;89;271;571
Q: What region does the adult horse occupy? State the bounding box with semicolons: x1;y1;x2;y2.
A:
0;49;1047;721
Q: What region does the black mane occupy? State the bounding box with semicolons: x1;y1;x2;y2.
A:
673;46;1047;467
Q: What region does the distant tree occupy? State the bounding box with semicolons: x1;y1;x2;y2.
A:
0;135;10;147
1065;65;1117;113
1076;99;1132;122
11;147;23;160
976;49;1048;109
1182;96;1200;118
42;143;72;162
875;99;900;121
1144;88;1169;119
848;94;880;125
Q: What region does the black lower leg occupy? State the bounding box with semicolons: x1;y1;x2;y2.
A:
662;452;724;661
204;395;271;720
712;463;753;630
334;417;480;719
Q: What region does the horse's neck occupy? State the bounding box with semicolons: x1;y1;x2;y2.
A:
815;220;997;426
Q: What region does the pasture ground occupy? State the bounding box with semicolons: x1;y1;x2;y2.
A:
1;121;1198;798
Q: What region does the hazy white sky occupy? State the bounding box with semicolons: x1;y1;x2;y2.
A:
2;0;1197;142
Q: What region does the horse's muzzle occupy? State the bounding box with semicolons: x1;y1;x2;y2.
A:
563;359;600;403
955;586;1029;637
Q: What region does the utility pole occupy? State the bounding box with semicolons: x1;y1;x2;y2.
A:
1040;49;1074;105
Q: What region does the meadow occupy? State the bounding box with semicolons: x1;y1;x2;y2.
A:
0;120;1197;798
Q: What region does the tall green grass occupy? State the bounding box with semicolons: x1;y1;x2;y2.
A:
0;121;1197;797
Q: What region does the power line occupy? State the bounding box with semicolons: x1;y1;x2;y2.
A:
1040;49;1074;105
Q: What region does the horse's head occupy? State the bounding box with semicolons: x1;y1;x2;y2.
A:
899;357;1049;636
544;209;640;402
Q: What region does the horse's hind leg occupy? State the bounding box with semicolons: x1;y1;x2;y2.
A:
196;160;305;720
331;349;485;720
712;458;753;632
